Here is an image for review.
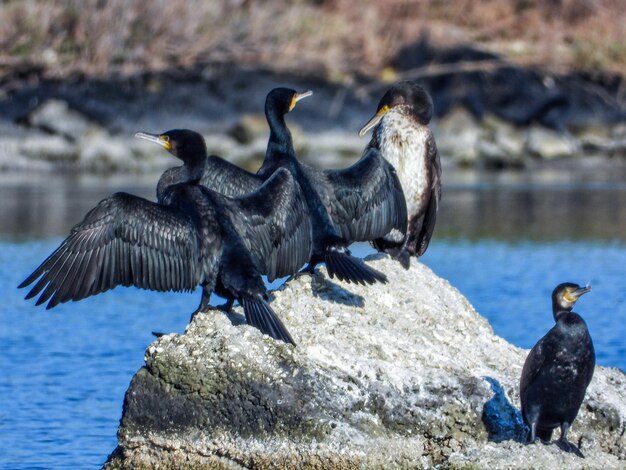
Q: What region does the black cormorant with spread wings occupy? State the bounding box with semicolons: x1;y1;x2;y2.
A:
359;82;441;262
520;282;594;458
20;130;312;345
174;88;407;285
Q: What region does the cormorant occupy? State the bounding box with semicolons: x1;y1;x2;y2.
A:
186;87;407;285
520;282;595;457
20;130;313;345
359;81;441;262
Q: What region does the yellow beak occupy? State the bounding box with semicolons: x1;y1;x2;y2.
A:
289;90;313;111
358;106;390;137
135;132;171;151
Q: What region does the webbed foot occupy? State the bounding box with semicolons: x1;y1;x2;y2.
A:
556;439;584;458
286;264;316;282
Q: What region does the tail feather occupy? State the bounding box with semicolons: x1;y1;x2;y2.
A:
324;248;387;285
241;297;295;346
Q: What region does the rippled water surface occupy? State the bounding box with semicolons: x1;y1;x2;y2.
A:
1;168;625;468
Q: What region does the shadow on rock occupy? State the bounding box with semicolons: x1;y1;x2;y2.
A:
310;273;365;308
222;308;248;327
199;305;247;327
481;376;527;443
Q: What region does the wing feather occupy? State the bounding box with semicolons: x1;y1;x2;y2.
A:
228;169;312;281
20;192;203;308
413;132;441;256
323;148;408;242
200;155;263;197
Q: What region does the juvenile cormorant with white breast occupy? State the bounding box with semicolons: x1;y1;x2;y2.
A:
359;81;441;263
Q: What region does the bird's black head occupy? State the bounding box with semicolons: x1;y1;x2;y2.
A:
135;129;207;165
359;81;433;137
552;282;591;314
265;87;313;117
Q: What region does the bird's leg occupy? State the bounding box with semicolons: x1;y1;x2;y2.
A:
215;298;234;312
286;262;317;282
298;262;317;276
190;287;212;322
302;261;317;273
525;408;548;445
556;422;584;458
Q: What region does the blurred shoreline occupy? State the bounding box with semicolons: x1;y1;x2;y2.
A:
0;0;624;173
0;59;624;174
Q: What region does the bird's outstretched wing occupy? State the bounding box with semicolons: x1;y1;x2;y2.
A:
19;192;202;308
200;155;263;197
323;148;407;242
412;131;441;256
227;169;312;281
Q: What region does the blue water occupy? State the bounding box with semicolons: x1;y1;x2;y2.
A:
2;168;626;468
1;239;624;468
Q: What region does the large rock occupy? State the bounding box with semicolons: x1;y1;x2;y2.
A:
435;108;483;165
525;126;578;160
18;133;78;163
27;99;96;141
302;131;363;169
477;116;526;168
228;114;268;145
104;256;625;469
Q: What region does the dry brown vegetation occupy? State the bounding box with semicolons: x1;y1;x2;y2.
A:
0;0;624;81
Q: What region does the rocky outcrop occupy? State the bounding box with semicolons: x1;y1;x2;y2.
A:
1;60;624;172
104;256;626;469
6;98;624;173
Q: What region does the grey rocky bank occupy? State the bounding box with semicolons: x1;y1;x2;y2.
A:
104;256;625;469
2;60;625;172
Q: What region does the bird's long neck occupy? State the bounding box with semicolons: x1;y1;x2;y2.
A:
261;105;294;173
185;158;205;181
552;302;572;322
156;159;204;202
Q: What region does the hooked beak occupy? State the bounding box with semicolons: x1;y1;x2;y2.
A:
572;284;592;299
135;132;171;151
358;106;390;137
289;90;313;111
564;284;592;302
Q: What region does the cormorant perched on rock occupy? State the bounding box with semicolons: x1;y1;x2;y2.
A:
359;81;441;262
520;282;595;457
189;87;407;285
20;130;313;345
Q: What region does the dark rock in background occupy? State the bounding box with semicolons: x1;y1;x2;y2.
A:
391;37;625;130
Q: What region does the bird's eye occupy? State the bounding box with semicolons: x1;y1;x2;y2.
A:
158;135;172;150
